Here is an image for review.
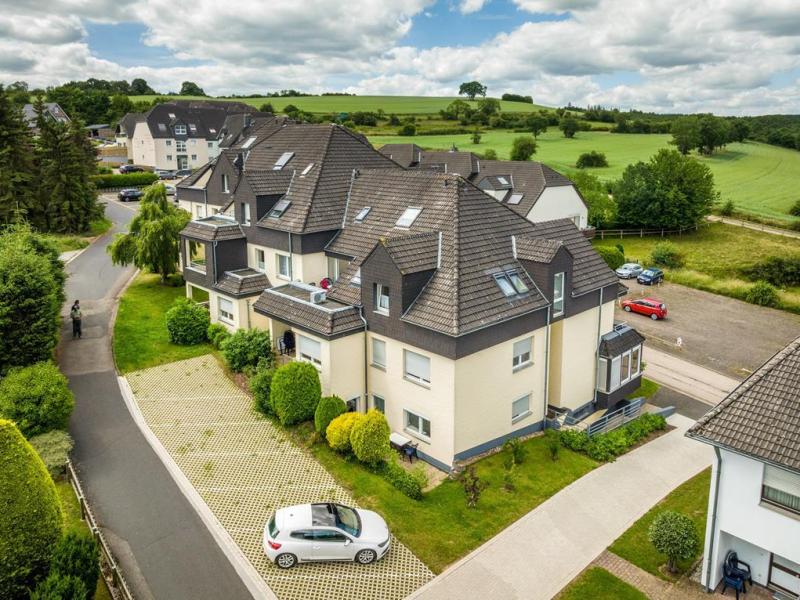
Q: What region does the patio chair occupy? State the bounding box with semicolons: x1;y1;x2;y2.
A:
403;442;418;463
281;330;295;355
725;551;753;587
721;563;746;600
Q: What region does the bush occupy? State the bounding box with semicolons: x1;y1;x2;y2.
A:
510;136;537;161
326;412;362;453
165;298;209;345
459;465;488;508
314;395;347;437
546;430;560;461
378;456;426;500
720;199;735;216
29;573;88;600
28;430;74;479
271;361;321;425
503;437;527;466
559;413;666;462
350;409;391;465
576;151;609;168
0;420;63;598
596;246;625;270
398;124;416;136
789;200;800;217
221;329;273;373
89;172;158;189
559;428;589;452
249;367;275;416
650;242;685;269
207;322;231;350
0;362;75;437
648;510;700;572
745;281;780;307
482;149;498;160
50;530;99;599
742;256;800;287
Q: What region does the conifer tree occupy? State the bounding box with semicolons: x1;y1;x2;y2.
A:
0;85;36;225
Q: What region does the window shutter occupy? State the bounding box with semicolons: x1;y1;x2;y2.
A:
405;351;430;383
764;465;800;495
298;335;322;362
372;339;386;366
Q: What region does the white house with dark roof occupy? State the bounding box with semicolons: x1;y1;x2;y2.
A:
687;336;800;597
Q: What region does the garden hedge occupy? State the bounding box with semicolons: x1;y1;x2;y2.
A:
314;395;346;437
50;530;100;600
326;412;362;453
89;172;158;189
249;367;275;416
596;246;625;270
377;457;427;500
0;420;63;599
165;297;210;345
559;413;666;462
29;573;88;600
271;361;321;425
350;409;391;465
29;430;74;478
0;361;75;437
207;322;231;350
221;328;273;373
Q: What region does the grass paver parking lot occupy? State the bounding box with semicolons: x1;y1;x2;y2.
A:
126;355;433;600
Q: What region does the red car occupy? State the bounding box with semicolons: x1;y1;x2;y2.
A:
621;297;667;320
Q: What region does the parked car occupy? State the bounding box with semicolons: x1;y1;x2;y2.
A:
156;169;176;180
174;168;192;178
621;297;668;320
163;184;176;196
637;267;664;285
615;263;644;279
263;502;390;569
119;164;144;174
118;188;144;202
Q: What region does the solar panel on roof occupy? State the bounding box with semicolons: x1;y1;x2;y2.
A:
273;152;295;170
396;207;422;228
508;193;524;205
268;198;291;218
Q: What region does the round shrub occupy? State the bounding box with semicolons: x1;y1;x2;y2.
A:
648;510;700;572
0;362;75;437
720;199;735;216
271;361;321;425
221;328;273;373
314;395;347;437
650;241;685;269
249;367;274;416
350;409;391;466
398;123;416;136
745;281;779;307
789;199;800;217
0;419;64;598
29;430;74;479
50;530;99;600
30;573;88;600
207;322;231;350
326;412;362;453
165;297;209;345
596;246;625;270
576;150;608;168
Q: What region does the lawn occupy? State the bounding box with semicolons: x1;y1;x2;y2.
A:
44;216;113;253
609;468;711;580
628;378;660;399
558;567;648;600
593;222;800;312
298;426;597;573
113;272;213;373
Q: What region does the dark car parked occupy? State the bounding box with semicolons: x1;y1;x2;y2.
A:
156;169;176;180
119;164;145;174
637;267;664;285
174;169;192;178
118;188;144;202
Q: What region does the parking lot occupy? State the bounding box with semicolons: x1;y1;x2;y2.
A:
617;280;800;378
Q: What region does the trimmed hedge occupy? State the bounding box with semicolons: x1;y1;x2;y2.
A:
271;361;321;425
29;430;74;479
90;172;158;189
49;530;99;600
29;573;88;600
326;412;361;453
559;413;667;462
207;322;231;350
221;329;273;373
350;409;391;465
0;361;75;437
165;297;210;345
314;395;346;437
0;419;63;599
597;246;625;270
376;456;427;500
249;367;275;416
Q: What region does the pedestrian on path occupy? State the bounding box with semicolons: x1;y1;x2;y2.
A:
70;300;82;339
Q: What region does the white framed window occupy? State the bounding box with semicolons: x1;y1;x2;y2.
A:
166;154;172;161
327;256;346;282
207;141;213;148
176;140;187;152
218;297;234;324
512;337;532;370
372;395;385;413
255;248;265;272
609;356;621;391
185;239;206;273
298;335;322;367
404;350;430;386
351;268;361;286
174;124;187;135
374;283;390;315
241;202;251;226
404;410;430;439
276;254;291;279
512;394;531;423
631;346;641;377
600;344;642;393
191;154;197;161
371;338;386;369
762;465;800;515
553;272;565;316
166;140;172;146
222;174;229;193
597;357;608;391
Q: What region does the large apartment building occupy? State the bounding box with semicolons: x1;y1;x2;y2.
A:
177;123;643;470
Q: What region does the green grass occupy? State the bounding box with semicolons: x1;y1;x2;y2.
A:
628;378;660;399
558;567;648;600
593;222;800;312
609;468;711;580
43;217;113;253
55;480;113;600
113;272;213;373
296;425;597;573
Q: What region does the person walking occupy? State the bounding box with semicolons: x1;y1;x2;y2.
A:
70;300;82;339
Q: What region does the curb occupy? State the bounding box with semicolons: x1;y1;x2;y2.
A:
117;376;277;600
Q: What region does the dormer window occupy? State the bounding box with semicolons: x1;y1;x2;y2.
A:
174;124;187;135
351;268;361;286
241;136;257;149
553;272;565;316
222;174;229;193
301;163;315;176
269;198;291;218
374;283;390;315
355;207;371;222
273;152;295;170
495;270;530;297
396;207;422;228
189;123;197;133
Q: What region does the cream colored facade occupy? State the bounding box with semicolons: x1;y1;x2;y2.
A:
128;121;217;170
527;186;588;229
186;282;260;332
246;243;329;287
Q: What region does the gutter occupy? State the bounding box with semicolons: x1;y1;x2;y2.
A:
705;446;723;592
358;306;369;412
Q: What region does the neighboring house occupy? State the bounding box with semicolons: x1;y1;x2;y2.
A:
116;100;271;170
22;102;71;132
379;144;590;230
85;124;114;139
178;123;641;471
686;337;800;598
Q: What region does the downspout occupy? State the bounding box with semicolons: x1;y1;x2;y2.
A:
288;232;294;281
704;447;723;592
543;305;551;427
593;286;604;407
358;306;369;413
245;299;252;329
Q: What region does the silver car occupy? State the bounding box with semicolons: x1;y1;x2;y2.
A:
263;503;390;569
616;262;644;279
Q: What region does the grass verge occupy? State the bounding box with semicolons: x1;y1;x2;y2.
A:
44;217;113;253
113;271;213;373
628;377;660;399
609;468;711;580
558;567;648;600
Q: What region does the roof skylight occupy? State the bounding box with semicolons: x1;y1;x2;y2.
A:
508;193;524;205
396;207;422;228
301;162;315;176
189;123;198;132
354;206;371;222
168;112;176;119
497;176;509;185
495;274;516;297
241;136;257;149
269;198;291;218
508;272;529;294
273;152;295;170
157;123;167;132
495;271;529;297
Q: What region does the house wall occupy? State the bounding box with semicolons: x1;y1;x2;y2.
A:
527;185;588;229
132;121;156;167
703;449;800;591
246;243;328;287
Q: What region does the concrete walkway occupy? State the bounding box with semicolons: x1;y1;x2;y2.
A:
409;414;712;600
643;347;739;406
707;215;800;239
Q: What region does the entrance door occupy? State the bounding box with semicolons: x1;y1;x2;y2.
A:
769;554;800;596
177;155;188;169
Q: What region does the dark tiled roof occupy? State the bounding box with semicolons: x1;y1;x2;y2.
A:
245;169;294;196
177;161;215;189
144;101;258;140
381;231;440;275
476;161;580;217
214;268;270;297
181;217;244;241
416;150;480;177
378;144;424;168
218;114;285;148
687;337;800;473
23;103;71;126
480;174;514;190
599;325;646;358
254;285;364;337
117;112;145;135
515;238;565;263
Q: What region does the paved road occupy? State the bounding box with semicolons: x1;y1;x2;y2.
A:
58;197;254;600
643;347;739;406
409;415;712;600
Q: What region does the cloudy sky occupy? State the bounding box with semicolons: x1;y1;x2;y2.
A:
1;0;799;114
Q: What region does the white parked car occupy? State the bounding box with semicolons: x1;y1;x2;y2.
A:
163;184;176;196
263;503;390;569
615;262;644;279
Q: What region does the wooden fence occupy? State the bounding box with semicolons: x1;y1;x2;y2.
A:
595;224;704;239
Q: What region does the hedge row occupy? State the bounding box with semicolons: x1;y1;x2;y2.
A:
559;413;667;462
90;172;159;189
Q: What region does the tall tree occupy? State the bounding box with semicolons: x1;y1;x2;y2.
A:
108;94;134;123
510;136;537;161
131;78;156;95
696;115;728;155
458;81;487;101
669;116;700;155
108;185;190;282
179;81;206;96
526;114;549;139
567;170;616;228
0;85;36;225
559;116;579;138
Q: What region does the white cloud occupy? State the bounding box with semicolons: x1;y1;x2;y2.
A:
458;0;489;14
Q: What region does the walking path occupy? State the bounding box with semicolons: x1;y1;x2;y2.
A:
643;347;739;406
707;214;800;239
408;414;712;600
